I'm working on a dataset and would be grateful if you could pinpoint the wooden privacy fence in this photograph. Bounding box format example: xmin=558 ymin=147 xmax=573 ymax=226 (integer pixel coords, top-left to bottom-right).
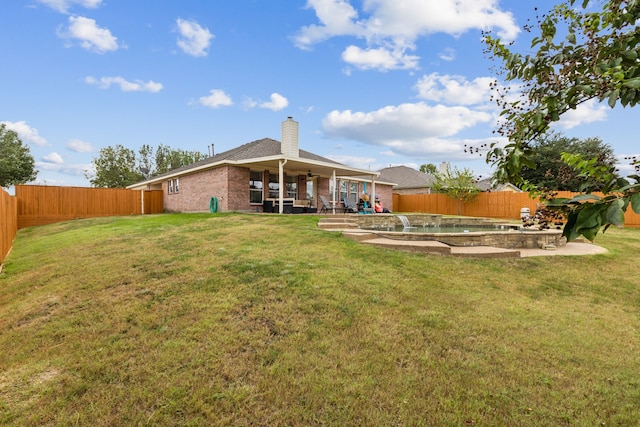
xmin=1 ymin=185 xmax=163 ymax=264
xmin=1 ymin=189 xmax=17 ymax=265
xmin=393 ymin=191 xmax=640 ymax=227
xmin=15 ymin=185 xmax=163 ymax=229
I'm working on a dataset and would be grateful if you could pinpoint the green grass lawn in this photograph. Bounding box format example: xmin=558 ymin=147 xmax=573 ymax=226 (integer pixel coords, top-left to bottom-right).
xmin=1 ymin=213 xmax=639 ymax=426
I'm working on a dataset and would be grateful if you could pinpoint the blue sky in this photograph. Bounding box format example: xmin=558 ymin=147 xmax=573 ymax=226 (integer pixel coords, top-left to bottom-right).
xmin=2 ymin=0 xmax=638 ymax=187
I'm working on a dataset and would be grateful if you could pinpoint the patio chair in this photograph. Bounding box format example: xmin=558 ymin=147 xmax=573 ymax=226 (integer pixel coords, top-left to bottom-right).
xmin=319 ymin=195 xmax=344 ymax=213
xmin=342 ymin=198 xmax=359 ymax=213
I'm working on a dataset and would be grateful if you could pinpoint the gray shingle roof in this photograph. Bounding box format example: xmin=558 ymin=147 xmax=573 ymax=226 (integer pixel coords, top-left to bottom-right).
xmin=150 ymin=138 xmax=342 ymax=181
xmin=475 ymin=178 xmax=493 ymax=192
xmin=376 ymin=166 xmax=436 ymax=189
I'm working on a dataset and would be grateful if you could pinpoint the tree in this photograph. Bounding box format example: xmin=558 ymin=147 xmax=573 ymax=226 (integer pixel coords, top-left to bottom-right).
xmin=87 ymin=145 xmax=143 ymax=188
xmin=483 ymin=0 xmax=640 ymax=241
xmin=138 ymin=144 xmax=155 ymax=180
xmin=0 ymin=123 xmax=38 ymax=188
xmin=511 ymin=131 xmax=618 ymax=192
xmin=433 ymin=166 xmax=480 ymax=216
xmin=419 ymin=163 xmax=438 ymax=175
xmin=86 ymin=143 xmax=207 ymax=188
xmin=155 ymin=144 xmax=207 ymax=175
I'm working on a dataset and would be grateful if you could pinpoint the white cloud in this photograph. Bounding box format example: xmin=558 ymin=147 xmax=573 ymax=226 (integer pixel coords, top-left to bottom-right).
xmin=294 ymin=0 xmax=519 ymax=71
xmin=294 ymin=0 xmax=365 ymax=49
xmin=37 ymin=0 xmax=102 ymax=13
xmin=176 ymin=18 xmax=213 ymax=57
xmin=242 ymin=97 xmax=259 ymax=109
xmin=42 ymin=152 xmax=64 ymax=164
xmin=197 ymin=89 xmax=233 ymax=108
xmin=36 ymin=161 xmax=89 ymax=176
xmin=1 ymin=121 xmax=47 ymax=146
xmin=553 ymin=99 xmax=608 ymax=130
xmin=362 ymin=0 xmax=520 ymax=40
xmin=415 ymin=73 xmax=495 ymax=105
xmin=322 ymin=102 xmax=492 ymax=159
xmin=242 ymin=93 xmax=289 ymax=111
xmin=67 ymin=139 xmax=94 ymax=153
xmin=259 ymin=93 xmax=289 ymax=111
xmin=342 ymin=45 xmax=419 ymax=71
xmin=85 ymin=76 xmax=163 ymax=93
xmin=58 ymin=16 xmax=119 ymax=53
xmin=438 ymin=47 xmax=456 ymax=62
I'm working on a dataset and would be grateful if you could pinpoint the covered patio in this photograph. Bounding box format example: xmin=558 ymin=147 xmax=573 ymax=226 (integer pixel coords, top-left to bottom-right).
xmin=238 ymin=155 xmax=383 ymax=214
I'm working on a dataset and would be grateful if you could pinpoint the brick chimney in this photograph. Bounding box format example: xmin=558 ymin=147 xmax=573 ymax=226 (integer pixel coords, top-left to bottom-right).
xmin=281 ymin=117 xmax=299 ymax=157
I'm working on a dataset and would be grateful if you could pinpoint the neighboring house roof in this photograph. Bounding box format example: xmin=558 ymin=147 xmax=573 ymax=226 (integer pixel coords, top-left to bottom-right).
xmin=475 ymin=178 xmax=493 ymax=192
xmin=475 ymin=178 xmax=522 ymax=192
xmin=128 ymin=137 xmax=379 ymax=190
xmin=495 ymin=183 xmax=523 ymax=192
xmin=376 ymin=165 xmax=436 ymax=190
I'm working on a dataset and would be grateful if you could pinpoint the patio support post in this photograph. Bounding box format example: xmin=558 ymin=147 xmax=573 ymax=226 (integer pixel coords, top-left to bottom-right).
xmin=371 ymin=177 xmax=376 ymax=204
xmin=331 ymin=169 xmax=336 ymax=214
xmin=278 ymin=159 xmax=287 ymax=214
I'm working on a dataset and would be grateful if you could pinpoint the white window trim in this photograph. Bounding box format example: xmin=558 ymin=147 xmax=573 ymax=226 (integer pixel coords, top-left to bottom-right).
xmin=250 ymin=170 xmax=264 ymax=204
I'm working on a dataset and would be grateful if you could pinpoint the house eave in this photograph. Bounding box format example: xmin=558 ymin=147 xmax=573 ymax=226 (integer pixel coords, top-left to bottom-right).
xmin=127 ymin=155 xmax=380 ymax=190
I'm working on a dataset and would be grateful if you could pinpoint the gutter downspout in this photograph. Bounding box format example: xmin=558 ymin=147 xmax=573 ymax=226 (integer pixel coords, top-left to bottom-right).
xmin=278 ymin=159 xmax=287 ymax=214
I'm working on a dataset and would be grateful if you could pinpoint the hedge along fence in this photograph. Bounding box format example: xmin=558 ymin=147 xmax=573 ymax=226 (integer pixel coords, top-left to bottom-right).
xmin=1 ymin=189 xmax=17 ymax=265
xmin=15 ymin=185 xmax=164 ymax=229
xmin=393 ymin=191 xmax=640 ymax=227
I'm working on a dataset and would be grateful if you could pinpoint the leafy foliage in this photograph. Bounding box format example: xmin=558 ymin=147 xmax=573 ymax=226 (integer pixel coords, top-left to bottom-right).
xmin=154 ymin=144 xmax=207 ymax=175
xmin=419 ymin=163 xmax=438 ymax=175
xmin=434 ymin=166 xmax=480 ymax=215
xmin=483 ymin=0 xmax=640 ymax=240
xmin=87 ymin=145 xmax=143 ymax=188
xmin=0 ymin=123 xmax=38 ymax=188
xmin=86 ymin=144 xmax=206 ymax=188
xmin=515 ymin=131 xmax=619 ymax=191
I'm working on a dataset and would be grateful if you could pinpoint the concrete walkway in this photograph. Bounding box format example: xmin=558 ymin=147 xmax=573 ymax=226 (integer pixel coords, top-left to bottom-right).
xmin=518 ymin=241 xmax=608 ymax=257
xmin=338 ymin=229 xmax=608 ymax=259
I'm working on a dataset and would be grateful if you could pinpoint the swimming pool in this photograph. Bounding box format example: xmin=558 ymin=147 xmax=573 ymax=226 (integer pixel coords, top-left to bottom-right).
xmin=356 ymin=214 xmax=565 ymax=249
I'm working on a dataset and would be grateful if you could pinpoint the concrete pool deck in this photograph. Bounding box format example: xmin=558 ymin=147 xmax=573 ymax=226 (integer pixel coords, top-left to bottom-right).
xmin=342 ymin=230 xmax=608 ymax=258
xmin=317 ymin=217 xmax=608 ymax=259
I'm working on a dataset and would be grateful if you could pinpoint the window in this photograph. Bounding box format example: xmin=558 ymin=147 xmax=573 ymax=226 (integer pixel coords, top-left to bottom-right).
xmin=306 ymin=180 xmax=314 ymax=201
xmin=250 ymin=171 xmax=263 ymax=203
xmin=339 ymin=181 xmax=347 ymax=203
xmin=168 ymin=178 xmax=179 ymax=194
xmin=286 ymin=175 xmax=297 ymax=199
xmin=268 ymin=173 xmax=279 ymax=199
xmin=349 ymin=182 xmax=358 ymax=203
xmin=338 ymin=181 xmax=359 ymax=203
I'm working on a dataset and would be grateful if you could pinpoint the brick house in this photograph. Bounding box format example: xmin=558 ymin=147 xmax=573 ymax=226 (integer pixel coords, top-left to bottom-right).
xmin=128 ymin=117 xmax=394 ymax=213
